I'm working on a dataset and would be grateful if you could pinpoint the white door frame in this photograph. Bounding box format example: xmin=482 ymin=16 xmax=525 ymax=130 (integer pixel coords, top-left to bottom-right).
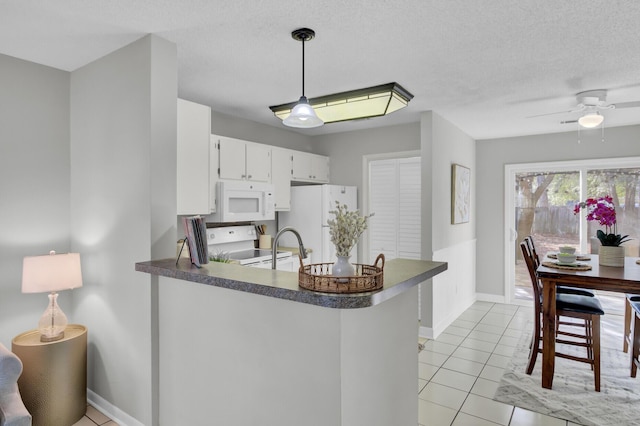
xmin=504 ymin=156 xmax=640 ymax=303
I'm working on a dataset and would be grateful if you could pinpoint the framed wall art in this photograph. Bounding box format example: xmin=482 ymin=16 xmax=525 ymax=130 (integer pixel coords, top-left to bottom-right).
xmin=451 ymin=163 xmax=470 ymax=224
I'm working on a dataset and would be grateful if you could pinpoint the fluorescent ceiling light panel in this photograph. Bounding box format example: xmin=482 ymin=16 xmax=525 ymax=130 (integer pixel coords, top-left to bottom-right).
xmin=270 ymin=82 xmax=413 ymax=124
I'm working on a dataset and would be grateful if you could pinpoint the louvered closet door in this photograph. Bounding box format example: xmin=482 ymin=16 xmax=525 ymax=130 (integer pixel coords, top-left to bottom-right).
xmin=369 ymin=159 xmax=398 ymax=261
xmin=368 ymin=157 xmax=421 ymax=262
xmin=397 ymin=158 xmax=421 ymax=259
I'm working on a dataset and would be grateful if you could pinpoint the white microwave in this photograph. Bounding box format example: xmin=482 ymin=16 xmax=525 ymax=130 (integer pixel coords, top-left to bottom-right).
xmin=211 ymin=181 xmax=275 ymax=223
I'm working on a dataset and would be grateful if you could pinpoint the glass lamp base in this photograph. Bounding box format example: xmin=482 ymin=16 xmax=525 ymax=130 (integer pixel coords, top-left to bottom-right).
xmin=38 ymin=292 xmax=68 ymax=342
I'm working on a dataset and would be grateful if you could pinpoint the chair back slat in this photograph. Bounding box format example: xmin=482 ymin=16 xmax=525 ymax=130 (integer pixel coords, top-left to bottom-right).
xmin=523 ymin=236 xmax=540 ymax=268
xmin=520 ymin=240 xmax=542 ymax=303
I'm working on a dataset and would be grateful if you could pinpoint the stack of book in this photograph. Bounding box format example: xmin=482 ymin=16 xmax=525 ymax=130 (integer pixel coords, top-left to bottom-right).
xmin=181 ymin=216 xmax=209 ymax=266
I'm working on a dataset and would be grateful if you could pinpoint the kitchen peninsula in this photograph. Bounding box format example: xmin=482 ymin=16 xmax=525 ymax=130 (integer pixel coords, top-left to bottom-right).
xmin=136 ymin=257 xmax=447 ymax=426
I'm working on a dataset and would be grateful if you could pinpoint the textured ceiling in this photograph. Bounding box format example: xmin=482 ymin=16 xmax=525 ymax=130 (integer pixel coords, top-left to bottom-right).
xmin=2 ymin=0 xmax=640 ymax=139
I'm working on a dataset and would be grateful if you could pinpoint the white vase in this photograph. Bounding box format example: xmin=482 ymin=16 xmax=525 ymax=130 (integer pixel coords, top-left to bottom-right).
xmin=332 ymin=255 xmax=355 ymax=277
xmin=599 ymin=245 xmax=625 ymax=267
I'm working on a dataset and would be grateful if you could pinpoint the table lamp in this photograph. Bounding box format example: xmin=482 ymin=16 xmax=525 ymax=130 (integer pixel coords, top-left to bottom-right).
xmin=22 ymin=251 xmax=83 ymax=342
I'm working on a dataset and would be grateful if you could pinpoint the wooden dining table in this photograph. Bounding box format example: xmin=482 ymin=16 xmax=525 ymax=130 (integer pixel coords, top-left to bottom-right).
xmin=537 ymin=254 xmax=640 ymax=389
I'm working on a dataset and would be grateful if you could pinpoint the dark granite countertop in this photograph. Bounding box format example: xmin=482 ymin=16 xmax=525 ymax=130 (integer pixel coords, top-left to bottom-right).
xmin=135 ymin=258 xmax=447 ymax=309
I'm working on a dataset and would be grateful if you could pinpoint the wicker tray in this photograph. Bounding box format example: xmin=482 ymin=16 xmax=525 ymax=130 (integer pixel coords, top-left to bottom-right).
xmin=298 ymin=254 xmax=385 ymax=294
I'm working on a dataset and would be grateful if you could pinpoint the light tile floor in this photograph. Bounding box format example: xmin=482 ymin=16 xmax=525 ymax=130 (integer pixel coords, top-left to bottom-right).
xmin=418 ymin=298 xmax=626 ymax=426
xmin=72 ymin=405 xmax=118 ymax=426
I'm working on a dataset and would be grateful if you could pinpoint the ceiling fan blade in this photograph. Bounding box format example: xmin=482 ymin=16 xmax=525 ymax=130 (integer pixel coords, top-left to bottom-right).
xmin=527 ymin=109 xmax=576 ymax=119
xmin=560 ymin=120 xmax=578 ymax=124
xmin=612 ymin=101 xmax=640 ymax=109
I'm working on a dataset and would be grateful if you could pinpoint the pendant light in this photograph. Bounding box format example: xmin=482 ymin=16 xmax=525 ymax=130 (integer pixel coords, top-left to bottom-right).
xmin=271 ymin=82 xmax=414 ymax=124
xmin=282 ymin=28 xmax=323 ymax=129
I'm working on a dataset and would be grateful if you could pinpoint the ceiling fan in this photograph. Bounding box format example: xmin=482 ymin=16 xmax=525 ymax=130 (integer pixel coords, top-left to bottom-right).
xmin=530 ymin=89 xmax=640 ymax=128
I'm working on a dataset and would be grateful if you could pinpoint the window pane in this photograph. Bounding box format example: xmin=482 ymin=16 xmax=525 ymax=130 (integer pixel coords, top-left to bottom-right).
xmin=586 ymin=168 xmax=640 ymax=256
xmin=514 ymin=171 xmax=580 ymax=299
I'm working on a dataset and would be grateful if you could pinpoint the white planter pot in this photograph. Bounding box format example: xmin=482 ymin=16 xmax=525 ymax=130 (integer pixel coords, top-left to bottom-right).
xmin=599 ymin=246 xmax=625 ymax=267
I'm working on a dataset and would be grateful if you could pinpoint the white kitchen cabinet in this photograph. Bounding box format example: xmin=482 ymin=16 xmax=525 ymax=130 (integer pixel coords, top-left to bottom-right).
xmin=218 ymin=136 xmax=271 ymax=182
xmin=177 ymin=99 xmax=212 ymax=215
xmin=271 ymin=147 xmax=292 ymax=211
xmin=291 ymin=151 xmax=330 ymax=183
xmin=209 ymin=135 xmax=219 ymax=210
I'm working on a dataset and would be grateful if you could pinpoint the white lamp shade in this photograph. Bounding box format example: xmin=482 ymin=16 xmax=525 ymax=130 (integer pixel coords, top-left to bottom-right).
xmin=283 ymin=96 xmax=324 ymax=128
xmin=578 ymin=113 xmax=604 ymax=128
xmin=22 ymin=251 xmax=83 ymax=293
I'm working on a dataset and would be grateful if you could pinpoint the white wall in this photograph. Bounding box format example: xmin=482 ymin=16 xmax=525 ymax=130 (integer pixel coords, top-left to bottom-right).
xmin=0 ymin=54 xmax=71 ymax=346
xmin=419 ymin=111 xmax=476 ymax=336
xmin=70 ymin=35 xmax=177 ymax=426
xmin=476 ymin=125 xmax=640 ymax=299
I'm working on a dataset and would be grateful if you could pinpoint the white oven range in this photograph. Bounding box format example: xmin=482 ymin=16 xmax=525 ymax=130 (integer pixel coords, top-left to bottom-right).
xmin=206 ymin=225 xmax=298 ymax=271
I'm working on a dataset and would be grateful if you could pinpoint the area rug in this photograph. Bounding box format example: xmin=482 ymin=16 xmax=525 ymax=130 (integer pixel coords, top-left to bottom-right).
xmin=494 ymin=326 xmax=640 ymax=426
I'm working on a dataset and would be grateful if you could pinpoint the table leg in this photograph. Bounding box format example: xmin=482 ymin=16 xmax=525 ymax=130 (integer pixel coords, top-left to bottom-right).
xmin=541 ymin=278 xmax=556 ymax=389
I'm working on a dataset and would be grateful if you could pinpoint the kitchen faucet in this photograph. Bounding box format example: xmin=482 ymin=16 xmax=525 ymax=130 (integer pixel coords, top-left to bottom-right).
xmin=272 ymin=226 xmax=307 ymax=269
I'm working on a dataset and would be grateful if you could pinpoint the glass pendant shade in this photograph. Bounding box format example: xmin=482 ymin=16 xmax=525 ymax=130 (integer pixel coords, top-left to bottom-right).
xmin=283 ymin=96 xmax=324 ymax=128
xmin=22 ymin=251 xmax=82 ymax=342
xmin=578 ymin=112 xmax=604 ymax=128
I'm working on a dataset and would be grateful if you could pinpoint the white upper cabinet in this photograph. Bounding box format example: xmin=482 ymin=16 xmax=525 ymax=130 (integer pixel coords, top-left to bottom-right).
xmin=209 ymin=135 xmax=219 ymax=211
xmin=245 ymin=143 xmax=271 ymax=182
xmin=177 ymin=99 xmax=212 ymax=215
xmin=271 ymin=147 xmax=293 ymax=211
xmin=291 ymin=151 xmax=330 ymax=183
xmin=218 ymin=136 xmax=271 ymax=182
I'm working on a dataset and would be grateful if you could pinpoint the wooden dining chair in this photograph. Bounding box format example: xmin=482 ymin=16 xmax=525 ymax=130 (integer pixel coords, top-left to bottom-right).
xmin=523 ymin=236 xmax=595 ymax=297
xmin=520 ymin=241 xmax=604 ymax=391
xmin=624 ymin=294 xmax=640 ymax=353
xmin=630 ymin=301 xmax=640 ymax=377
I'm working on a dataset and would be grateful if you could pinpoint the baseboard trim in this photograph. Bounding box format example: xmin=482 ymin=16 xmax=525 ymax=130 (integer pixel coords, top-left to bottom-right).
xmin=87 ymin=389 xmax=143 ymax=426
xmin=419 ymin=325 xmax=433 ymax=339
xmin=475 ymin=292 xmax=507 ymax=304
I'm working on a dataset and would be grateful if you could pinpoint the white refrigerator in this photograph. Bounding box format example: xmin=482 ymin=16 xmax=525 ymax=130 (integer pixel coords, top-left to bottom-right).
xmin=278 ymin=184 xmax=358 ymax=264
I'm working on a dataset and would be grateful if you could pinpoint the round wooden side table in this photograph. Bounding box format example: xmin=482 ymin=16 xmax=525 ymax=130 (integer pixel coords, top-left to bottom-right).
xmin=12 ymin=324 xmax=87 ymax=426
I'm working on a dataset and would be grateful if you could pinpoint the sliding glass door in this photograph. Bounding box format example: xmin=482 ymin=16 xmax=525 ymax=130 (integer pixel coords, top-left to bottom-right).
xmin=513 ymin=170 xmax=580 ymax=300
xmin=505 ymin=157 xmax=640 ymax=304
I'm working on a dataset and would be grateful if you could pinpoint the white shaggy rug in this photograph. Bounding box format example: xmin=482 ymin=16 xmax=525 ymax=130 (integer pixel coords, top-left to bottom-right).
xmin=494 ymin=327 xmax=640 ymax=426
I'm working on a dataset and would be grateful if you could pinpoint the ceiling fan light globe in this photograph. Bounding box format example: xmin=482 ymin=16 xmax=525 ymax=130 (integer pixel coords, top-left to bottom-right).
xmin=283 ymin=96 xmax=324 ymax=128
xmin=578 ymin=113 xmax=604 ymax=128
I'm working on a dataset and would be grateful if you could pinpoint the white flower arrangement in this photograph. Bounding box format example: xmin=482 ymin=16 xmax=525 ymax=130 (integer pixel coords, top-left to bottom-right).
xmin=327 ymin=201 xmax=373 ymax=257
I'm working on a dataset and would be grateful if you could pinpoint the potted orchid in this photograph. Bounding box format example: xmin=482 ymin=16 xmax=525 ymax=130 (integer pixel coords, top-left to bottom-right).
xmin=327 ymin=201 xmax=373 ymax=277
xmin=574 ymin=195 xmax=630 ymax=267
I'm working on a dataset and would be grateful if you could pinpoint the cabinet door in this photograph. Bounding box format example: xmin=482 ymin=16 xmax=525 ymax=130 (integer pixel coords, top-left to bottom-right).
xmin=177 ymin=99 xmax=211 ymax=215
xmin=209 ymin=135 xmax=219 ymax=212
xmin=245 ymin=143 xmax=271 ymax=182
xmin=271 ymin=148 xmax=292 ymax=210
xmin=310 ymin=154 xmax=330 ymax=182
xmin=218 ymin=137 xmax=247 ymax=180
xmin=291 ymin=151 xmax=313 ymax=181
xmin=292 ymin=151 xmax=330 ymax=182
